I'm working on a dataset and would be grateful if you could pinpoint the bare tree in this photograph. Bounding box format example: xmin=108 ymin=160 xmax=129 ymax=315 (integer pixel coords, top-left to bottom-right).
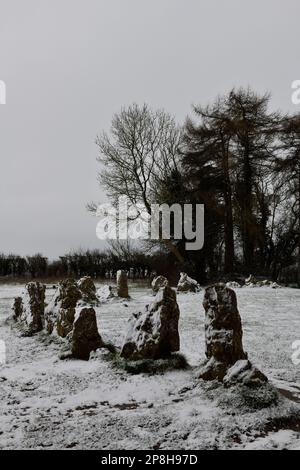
xmin=93 ymin=103 xmax=186 ymax=265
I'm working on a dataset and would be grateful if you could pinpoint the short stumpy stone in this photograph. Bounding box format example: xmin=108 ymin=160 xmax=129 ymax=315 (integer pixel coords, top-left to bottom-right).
xmin=71 ymin=307 xmax=104 ymax=360
xmin=151 ymin=275 xmax=169 ymax=293
xmin=12 ymin=282 xmax=46 ymax=335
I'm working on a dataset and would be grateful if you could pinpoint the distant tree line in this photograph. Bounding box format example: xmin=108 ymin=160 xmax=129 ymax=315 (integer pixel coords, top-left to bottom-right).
xmin=0 ymin=246 xmax=176 ymax=282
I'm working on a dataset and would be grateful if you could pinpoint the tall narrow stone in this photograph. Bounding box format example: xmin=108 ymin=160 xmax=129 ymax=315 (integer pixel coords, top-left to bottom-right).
xmin=199 ymin=283 xmax=267 ymax=386
xmin=12 ymin=282 xmax=46 ymax=335
xmin=117 ymin=270 xmax=129 ymax=298
xmin=199 ymin=283 xmax=247 ymax=381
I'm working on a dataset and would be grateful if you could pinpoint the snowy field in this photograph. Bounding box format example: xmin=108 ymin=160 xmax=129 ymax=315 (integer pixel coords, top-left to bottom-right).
xmin=0 ymin=284 xmax=300 ymax=450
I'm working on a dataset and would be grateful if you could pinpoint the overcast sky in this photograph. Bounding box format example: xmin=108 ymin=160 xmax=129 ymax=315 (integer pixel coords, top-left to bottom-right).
xmin=0 ymin=0 xmax=300 ymax=258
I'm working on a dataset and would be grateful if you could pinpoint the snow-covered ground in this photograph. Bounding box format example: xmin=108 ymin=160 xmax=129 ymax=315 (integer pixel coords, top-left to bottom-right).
xmin=0 ymin=284 xmax=299 ymax=450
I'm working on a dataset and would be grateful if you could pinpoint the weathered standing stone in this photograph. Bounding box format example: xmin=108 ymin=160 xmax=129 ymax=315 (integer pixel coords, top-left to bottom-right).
xmin=199 ymin=283 xmax=247 ymax=381
xmin=177 ymin=272 xmax=201 ymax=293
xmin=45 ymin=279 xmax=82 ymax=337
xmin=77 ymin=276 xmax=98 ymax=304
xmin=117 ymin=270 xmax=129 ymax=298
xmin=71 ymin=307 xmax=104 ymax=360
xmin=151 ymin=275 xmax=168 ymax=293
xmin=121 ymin=285 xmax=180 ymax=360
xmin=12 ymin=282 xmax=46 ymax=334
xmin=226 ymin=281 xmax=241 ymax=289
xmin=199 ymin=283 xmax=267 ymax=386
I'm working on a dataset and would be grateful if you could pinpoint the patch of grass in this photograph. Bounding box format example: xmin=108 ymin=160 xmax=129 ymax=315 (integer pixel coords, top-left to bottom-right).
xmin=215 ymin=382 xmax=280 ymax=411
xmin=263 ymin=412 xmax=300 ymax=434
xmin=38 ymin=331 xmax=65 ymax=346
xmin=112 ymin=353 xmax=190 ymax=375
xmin=238 ymin=384 xmax=280 ymax=410
xmin=9 ymin=320 xmax=32 ymax=337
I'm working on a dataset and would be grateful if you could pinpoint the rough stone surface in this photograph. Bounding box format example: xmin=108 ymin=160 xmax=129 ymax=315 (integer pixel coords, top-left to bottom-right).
xmin=177 ymin=272 xmax=201 ymax=293
xmin=151 ymin=275 xmax=169 ymax=293
xmin=117 ymin=270 xmax=129 ymax=298
xmin=198 ymin=285 xmax=241 ymax=379
xmin=199 ymin=284 xmax=267 ymax=386
xmin=223 ymin=360 xmax=268 ymax=387
xmin=12 ymin=282 xmax=46 ymax=334
xmin=121 ymin=286 xmax=180 ymax=360
xmin=77 ymin=276 xmax=98 ymax=304
xmin=71 ymin=307 xmax=104 ymax=360
xmin=203 ymin=284 xmax=247 ymax=363
xmin=245 ymin=274 xmax=258 ymax=285
xmin=45 ymin=279 xmax=82 ymax=337
xmin=271 ymin=282 xmax=281 ymax=289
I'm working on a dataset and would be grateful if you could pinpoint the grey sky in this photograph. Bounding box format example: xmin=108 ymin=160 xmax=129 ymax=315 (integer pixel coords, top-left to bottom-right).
xmin=0 ymin=0 xmax=299 ymax=258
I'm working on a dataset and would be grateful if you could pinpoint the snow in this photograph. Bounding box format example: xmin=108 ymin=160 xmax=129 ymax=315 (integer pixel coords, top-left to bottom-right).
xmin=0 ymin=284 xmax=299 ymax=449
xmin=96 ymin=285 xmax=114 ymax=302
xmin=243 ymin=430 xmax=298 ymax=450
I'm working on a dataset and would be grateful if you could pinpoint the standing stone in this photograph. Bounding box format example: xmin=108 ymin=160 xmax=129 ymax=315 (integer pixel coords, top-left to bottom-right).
xmin=199 ymin=283 xmax=247 ymax=381
xmin=117 ymin=270 xmax=129 ymax=298
xmin=71 ymin=307 xmax=104 ymax=360
xmin=121 ymin=285 xmax=180 ymax=360
xmin=151 ymin=275 xmax=169 ymax=293
xmin=199 ymin=283 xmax=267 ymax=386
xmin=177 ymin=272 xmax=201 ymax=293
xmin=12 ymin=282 xmax=46 ymax=334
xmin=45 ymin=279 xmax=82 ymax=337
xmin=77 ymin=276 xmax=98 ymax=304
